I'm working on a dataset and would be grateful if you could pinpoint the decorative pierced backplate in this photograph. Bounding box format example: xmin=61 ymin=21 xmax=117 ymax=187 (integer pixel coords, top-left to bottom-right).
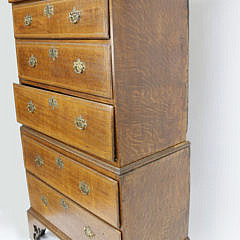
xmin=48 ymin=96 xmax=58 ymax=110
xmin=27 ymin=101 xmax=36 ymax=113
xmin=49 ymin=47 xmax=58 ymax=61
xmin=56 ymin=156 xmax=64 ymax=169
xmin=44 ymin=3 xmax=54 ymax=18
xmin=79 ymin=181 xmax=90 ymax=195
xmin=35 ymin=155 xmax=44 ymax=166
xmin=33 ymin=225 xmax=46 ymax=240
xmin=84 ymin=226 xmax=95 ymax=239
xmin=28 ymin=55 xmax=37 ymax=68
xmin=24 ymin=14 xmax=32 ymax=26
xmin=73 ymin=58 xmax=86 ymax=74
xmin=69 ymin=7 xmax=81 ymax=24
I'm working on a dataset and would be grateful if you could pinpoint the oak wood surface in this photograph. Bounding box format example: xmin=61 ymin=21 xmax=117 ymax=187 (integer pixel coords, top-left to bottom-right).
xmin=27 ymin=172 xmax=122 ymax=240
xmin=12 ymin=0 xmax=109 ymax=39
xmin=120 ymin=146 xmax=190 ymax=240
xmin=16 ymin=41 xmax=112 ymax=99
xmin=111 ymin=0 xmax=189 ymax=166
xmin=14 ymin=84 xmax=115 ymax=161
xmin=22 ymin=134 xmax=119 ymax=227
xmin=28 ymin=208 xmax=71 ymax=240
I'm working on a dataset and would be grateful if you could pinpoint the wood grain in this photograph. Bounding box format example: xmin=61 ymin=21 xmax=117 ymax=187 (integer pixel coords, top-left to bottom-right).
xmin=14 ymin=84 xmax=115 ymax=161
xmin=27 ymin=172 xmax=122 ymax=240
xmin=22 ymin=134 xmax=119 ymax=227
xmin=120 ymin=146 xmax=190 ymax=240
xmin=111 ymin=0 xmax=189 ymax=166
xmin=12 ymin=0 xmax=109 ymax=39
xmin=16 ymin=41 xmax=112 ymax=99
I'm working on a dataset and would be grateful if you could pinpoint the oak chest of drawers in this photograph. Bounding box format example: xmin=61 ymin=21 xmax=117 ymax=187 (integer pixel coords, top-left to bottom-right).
xmin=9 ymin=0 xmax=190 ymax=239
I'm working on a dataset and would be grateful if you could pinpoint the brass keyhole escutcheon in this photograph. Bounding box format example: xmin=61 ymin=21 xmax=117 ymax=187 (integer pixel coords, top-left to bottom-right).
xmin=48 ymin=96 xmax=58 ymax=110
xmin=79 ymin=181 xmax=90 ymax=195
xmin=73 ymin=58 xmax=86 ymax=74
xmin=49 ymin=47 xmax=58 ymax=61
xmin=44 ymin=3 xmax=54 ymax=18
xmin=60 ymin=199 xmax=69 ymax=209
xmin=75 ymin=115 xmax=87 ymax=130
xmin=56 ymin=156 xmax=64 ymax=169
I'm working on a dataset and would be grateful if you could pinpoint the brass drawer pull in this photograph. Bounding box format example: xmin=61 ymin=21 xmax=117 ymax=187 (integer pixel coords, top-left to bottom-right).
xmin=84 ymin=226 xmax=95 ymax=239
xmin=44 ymin=3 xmax=54 ymax=18
xmin=79 ymin=181 xmax=90 ymax=195
xmin=24 ymin=14 xmax=32 ymax=26
xmin=60 ymin=199 xmax=69 ymax=209
xmin=49 ymin=47 xmax=58 ymax=61
xmin=56 ymin=156 xmax=64 ymax=169
xmin=29 ymin=55 xmax=37 ymax=68
xmin=75 ymin=115 xmax=87 ymax=130
xmin=27 ymin=101 xmax=36 ymax=113
xmin=69 ymin=7 xmax=81 ymax=24
xmin=35 ymin=155 xmax=44 ymax=166
xmin=73 ymin=58 xmax=86 ymax=74
xmin=40 ymin=195 xmax=48 ymax=207
xmin=48 ymin=96 xmax=58 ymax=110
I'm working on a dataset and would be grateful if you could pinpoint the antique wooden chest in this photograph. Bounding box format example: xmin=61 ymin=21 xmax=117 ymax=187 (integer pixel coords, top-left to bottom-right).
xmin=9 ymin=0 xmax=190 ymax=239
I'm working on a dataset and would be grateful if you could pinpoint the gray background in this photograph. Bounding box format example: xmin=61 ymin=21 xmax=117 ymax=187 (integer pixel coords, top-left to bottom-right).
xmin=1 ymin=0 xmax=240 ymax=239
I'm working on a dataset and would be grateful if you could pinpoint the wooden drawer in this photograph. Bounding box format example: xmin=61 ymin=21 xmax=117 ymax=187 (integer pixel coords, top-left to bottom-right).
xmin=22 ymin=134 xmax=119 ymax=227
xmin=27 ymin=172 xmax=122 ymax=240
xmin=16 ymin=41 xmax=112 ymax=99
xmin=14 ymin=84 xmax=114 ymax=161
xmin=12 ymin=0 xmax=109 ymax=39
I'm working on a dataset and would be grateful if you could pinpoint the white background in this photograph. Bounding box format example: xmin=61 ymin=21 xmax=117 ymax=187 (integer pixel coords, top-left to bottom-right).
xmin=1 ymin=0 xmax=240 ymax=239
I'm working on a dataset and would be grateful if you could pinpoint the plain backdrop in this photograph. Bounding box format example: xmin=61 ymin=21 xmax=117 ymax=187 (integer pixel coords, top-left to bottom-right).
xmin=1 ymin=0 xmax=240 ymax=239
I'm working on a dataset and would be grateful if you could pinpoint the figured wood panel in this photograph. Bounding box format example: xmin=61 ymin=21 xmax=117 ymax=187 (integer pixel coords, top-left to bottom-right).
xmin=16 ymin=41 xmax=112 ymax=99
xmin=12 ymin=0 xmax=109 ymax=39
xmin=22 ymin=134 xmax=119 ymax=227
xmin=14 ymin=84 xmax=114 ymax=161
xmin=27 ymin=173 xmax=122 ymax=240
xmin=111 ymin=0 xmax=189 ymax=166
xmin=120 ymin=146 xmax=190 ymax=240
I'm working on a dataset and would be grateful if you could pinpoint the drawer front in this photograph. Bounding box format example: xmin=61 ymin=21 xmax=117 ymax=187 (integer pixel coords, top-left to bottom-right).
xmin=12 ymin=0 xmax=109 ymax=39
xmin=16 ymin=41 xmax=112 ymax=99
xmin=27 ymin=173 xmax=122 ymax=240
xmin=22 ymin=134 xmax=119 ymax=227
xmin=14 ymin=84 xmax=114 ymax=161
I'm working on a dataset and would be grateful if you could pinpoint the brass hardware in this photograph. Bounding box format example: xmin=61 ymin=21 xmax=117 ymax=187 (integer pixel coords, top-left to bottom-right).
xmin=185 ymin=238 xmax=190 ymax=240
xmin=40 ymin=195 xmax=48 ymax=207
xmin=84 ymin=226 xmax=95 ymax=239
xmin=29 ymin=55 xmax=37 ymax=68
xmin=75 ymin=115 xmax=87 ymax=130
xmin=48 ymin=96 xmax=58 ymax=110
xmin=69 ymin=7 xmax=81 ymax=24
xmin=35 ymin=155 xmax=44 ymax=166
xmin=33 ymin=225 xmax=46 ymax=240
xmin=24 ymin=14 xmax=32 ymax=26
xmin=27 ymin=101 xmax=36 ymax=113
xmin=73 ymin=58 xmax=86 ymax=74
xmin=49 ymin=47 xmax=58 ymax=61
xmin=79 ymin=181 xmax=90 ymax=195
xmin=60 ymin=199 xmax=69 ymax=209
xmin=56 ymin=156 xmax=64 ymax=169
xmin=44 ymin=3 xmax=54 ymax=18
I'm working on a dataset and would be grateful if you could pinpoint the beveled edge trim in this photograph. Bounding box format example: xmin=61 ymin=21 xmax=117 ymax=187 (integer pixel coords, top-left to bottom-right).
xmin=21 ymin=125 xmax=190 ymax=177
xmin=28 ymin=207 xmax=71 ymax=240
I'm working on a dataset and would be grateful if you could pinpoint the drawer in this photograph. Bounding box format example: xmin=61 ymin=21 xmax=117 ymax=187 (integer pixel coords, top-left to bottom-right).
xmin=16 ymin=41 xmax=112 ymax=99
xmin=14 ymin=84 xmax=114 ymax=161
xmin=12 ymin=0 xmax=109 ymax=39
xmin=27 ymin=172 xmax=122 ymax=240
xmin=22 ymin=134 xmax=119 ymax=227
